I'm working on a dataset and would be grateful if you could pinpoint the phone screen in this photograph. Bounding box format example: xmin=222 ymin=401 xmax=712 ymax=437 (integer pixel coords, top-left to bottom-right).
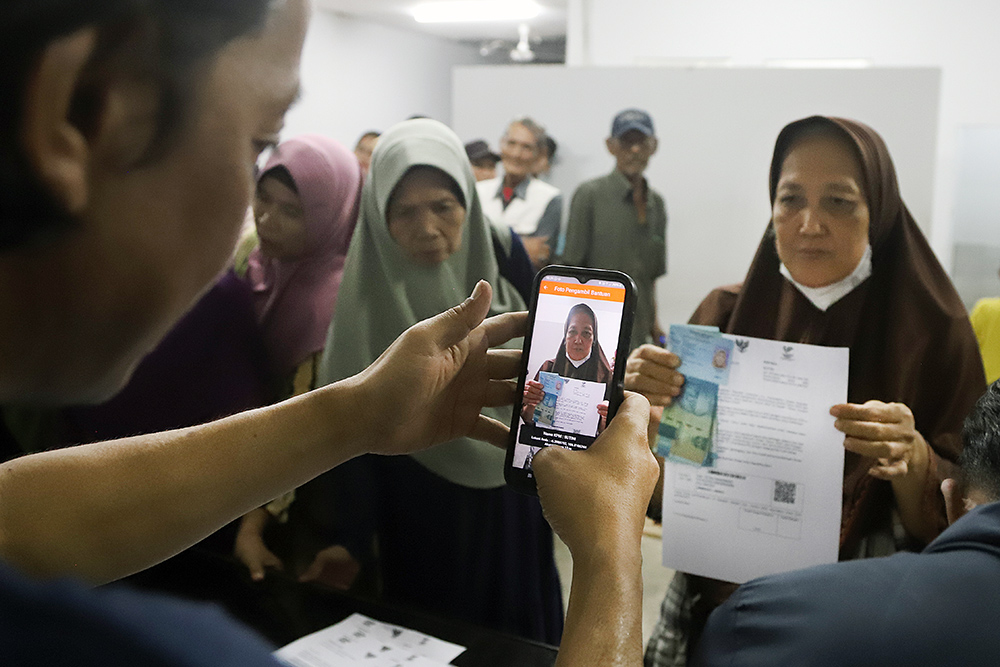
xmin=507 ymin=268 xmax=634 ymax=488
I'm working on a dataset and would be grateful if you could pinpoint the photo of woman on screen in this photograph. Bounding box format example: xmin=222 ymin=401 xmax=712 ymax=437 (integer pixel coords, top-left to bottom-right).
xmin=539 ymin=303 xmax=612 ymax=382
xmin=521 ymin=303 xmax=613 ymax=426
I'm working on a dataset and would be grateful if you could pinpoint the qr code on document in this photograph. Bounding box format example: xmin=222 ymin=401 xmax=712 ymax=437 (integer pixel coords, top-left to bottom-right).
xmin=773 ymin=480 xmax=797 ymax=504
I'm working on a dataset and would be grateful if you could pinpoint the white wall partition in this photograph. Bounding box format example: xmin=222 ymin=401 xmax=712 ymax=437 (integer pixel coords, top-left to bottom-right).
xmin=453 ymin=66 xmax=940 ymax=327
xmin=951 ymin=125 xmax=1000 ymax=309
xmin=566 ymin=0 xmax=1000 ymax=268
xmin=281 ymin=9 xmax=480 ymax=149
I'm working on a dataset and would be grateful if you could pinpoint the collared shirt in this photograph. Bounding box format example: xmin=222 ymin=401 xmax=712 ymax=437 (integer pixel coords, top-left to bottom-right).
xmin=499 ymin=178 xmax=527 ymax=210
xmin=476 ymin=175 xmax=562 ymax=249
xmin=560 ymin=168 xmax=668 ymax=351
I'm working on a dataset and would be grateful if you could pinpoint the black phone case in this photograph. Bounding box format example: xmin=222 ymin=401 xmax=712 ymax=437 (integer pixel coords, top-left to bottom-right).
xmin=504 ymin=265 xmax=637 ymax=496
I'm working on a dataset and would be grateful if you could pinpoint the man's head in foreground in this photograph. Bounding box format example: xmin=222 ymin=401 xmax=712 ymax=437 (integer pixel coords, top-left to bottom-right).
xmin=0 ymin=0 xmax=308 ymax=404
xmin=944 ymin=380 xmax=1000 ymax=523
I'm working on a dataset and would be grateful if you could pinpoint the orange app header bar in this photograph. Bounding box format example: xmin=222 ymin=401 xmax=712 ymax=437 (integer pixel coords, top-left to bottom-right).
xmin=540 ymin=279 xmax=626 ymax=303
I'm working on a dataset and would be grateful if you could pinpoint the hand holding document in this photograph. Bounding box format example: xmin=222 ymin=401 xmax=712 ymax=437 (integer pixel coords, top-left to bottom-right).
xmin=657 ymin=325 xmax=733 ymax=467
xmin=659 ymin=327 xmax=848 ymax=583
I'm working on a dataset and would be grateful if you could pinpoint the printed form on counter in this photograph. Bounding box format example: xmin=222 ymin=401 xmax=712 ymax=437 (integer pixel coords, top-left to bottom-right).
xmin=660 ymin=333 xmax=848 ymax=584
xmin=275 ymin=613 xmax=465 ymax=667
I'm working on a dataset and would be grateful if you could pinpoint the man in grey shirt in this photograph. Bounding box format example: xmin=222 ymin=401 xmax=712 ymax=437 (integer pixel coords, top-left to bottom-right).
xmin=560 ymin=109 xmax=667 ymax=351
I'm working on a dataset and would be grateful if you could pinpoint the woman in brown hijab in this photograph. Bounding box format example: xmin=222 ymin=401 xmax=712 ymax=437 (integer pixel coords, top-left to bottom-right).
xmin=632 ymin=116 xmax=986 ymax=666
xmin=521 ymin=302 xmax=614 ymax=426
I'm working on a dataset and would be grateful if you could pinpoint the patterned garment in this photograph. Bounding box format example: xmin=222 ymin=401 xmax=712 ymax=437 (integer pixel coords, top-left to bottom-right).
xmin=644 ymin=573 xmax=694 ymax=667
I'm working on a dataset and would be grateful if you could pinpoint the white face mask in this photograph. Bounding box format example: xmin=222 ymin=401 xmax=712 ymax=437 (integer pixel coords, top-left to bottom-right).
xmin=780 ymin=244 xmax=873 ymax=312
xmin=567 ymin=348 xmax=592 ymax=367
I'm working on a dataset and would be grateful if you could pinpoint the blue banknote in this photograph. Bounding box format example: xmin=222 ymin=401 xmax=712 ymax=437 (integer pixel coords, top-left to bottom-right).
xmin=657 ymin=375 xmax=718 ymax=467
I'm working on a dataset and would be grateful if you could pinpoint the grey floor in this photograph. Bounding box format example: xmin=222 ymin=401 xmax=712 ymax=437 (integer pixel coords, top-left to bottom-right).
xmin=553 ymin=518 xmax=674 ymax=645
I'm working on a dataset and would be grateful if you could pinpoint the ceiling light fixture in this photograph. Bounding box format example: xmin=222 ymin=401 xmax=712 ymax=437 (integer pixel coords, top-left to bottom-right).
xmin=412 ymin=0 xmax=542 ymax=24
xmin=509 ymin=23 xmax=535 ymax=62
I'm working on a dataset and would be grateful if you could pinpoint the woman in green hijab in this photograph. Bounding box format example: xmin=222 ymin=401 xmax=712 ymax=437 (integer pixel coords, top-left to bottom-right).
xmin=311 ymin=119 xmax=563 ymax=643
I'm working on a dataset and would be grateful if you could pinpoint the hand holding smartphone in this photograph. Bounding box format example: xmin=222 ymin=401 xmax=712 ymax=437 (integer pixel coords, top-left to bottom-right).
xmin=504 ymin=265 xmax=637 ymax=495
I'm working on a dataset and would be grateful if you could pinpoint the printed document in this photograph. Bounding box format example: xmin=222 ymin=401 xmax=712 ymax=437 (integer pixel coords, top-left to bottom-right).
xmin=661 ymin=335 xmax=848 ymax=583
xmin=549 ymin=377 xmax=606 ymax=435
xmin=275 ymin=613 xmax=465 ymax=667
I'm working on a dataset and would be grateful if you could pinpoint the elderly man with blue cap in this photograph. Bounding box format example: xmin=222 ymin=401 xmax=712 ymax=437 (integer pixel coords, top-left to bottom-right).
xmin=559 ymin=108 xmax=668 ymax=351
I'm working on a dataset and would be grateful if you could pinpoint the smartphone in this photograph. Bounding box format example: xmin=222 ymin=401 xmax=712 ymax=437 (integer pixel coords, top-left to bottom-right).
xmin=504 ymin=265 xmax=637 ymax=495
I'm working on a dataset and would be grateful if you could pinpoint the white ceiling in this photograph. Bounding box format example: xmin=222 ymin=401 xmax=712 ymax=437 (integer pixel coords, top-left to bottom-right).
xmin=314 ymin=0 xmax=568 ymax=42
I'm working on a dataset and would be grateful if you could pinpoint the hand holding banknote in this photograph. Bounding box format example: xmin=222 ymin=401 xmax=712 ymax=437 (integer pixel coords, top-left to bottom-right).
xmin=523 ymin=379 xmax=544 ymax=409
xmin=624 ymin=344 xmax=685 ymax=407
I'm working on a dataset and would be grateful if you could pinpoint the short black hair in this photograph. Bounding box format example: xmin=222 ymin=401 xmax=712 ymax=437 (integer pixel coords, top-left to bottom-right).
xmin=960 ymin=380 xmax=1000 ymax=501
xmin=0 ymin=0 xmax=273 ymax=251
xmin=542 ymin=135 xmax=557 ymax=161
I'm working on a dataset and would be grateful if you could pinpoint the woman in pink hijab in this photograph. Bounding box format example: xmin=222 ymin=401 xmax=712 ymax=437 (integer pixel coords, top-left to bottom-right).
xmin=234 ymin=135 xmax=364 ymax=584
xmin=244 ymin=134 xmax=363 ymax=393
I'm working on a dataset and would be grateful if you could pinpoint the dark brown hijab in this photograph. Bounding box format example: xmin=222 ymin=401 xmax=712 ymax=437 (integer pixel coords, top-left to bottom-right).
xmin=692 ymin=116 xmax=986 ymax=554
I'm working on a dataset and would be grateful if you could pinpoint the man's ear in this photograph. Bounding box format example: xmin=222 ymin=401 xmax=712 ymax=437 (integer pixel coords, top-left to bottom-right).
xmin=942 ymin=478 xmax=977 ymax=526
xmin=22 ymin=25 xmax=163 ymax=215
xmin=21 ymin=29 xmax=98 ymax=214
xmin=648 ymin=136 xmax=659 ymax=156
xmin=605 ymin=137 xmax=616 ymax=156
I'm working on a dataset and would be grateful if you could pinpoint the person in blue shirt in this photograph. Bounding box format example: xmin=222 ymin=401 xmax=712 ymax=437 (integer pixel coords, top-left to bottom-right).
xmin=694 ymin=380 xmax=1000 ymax=666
